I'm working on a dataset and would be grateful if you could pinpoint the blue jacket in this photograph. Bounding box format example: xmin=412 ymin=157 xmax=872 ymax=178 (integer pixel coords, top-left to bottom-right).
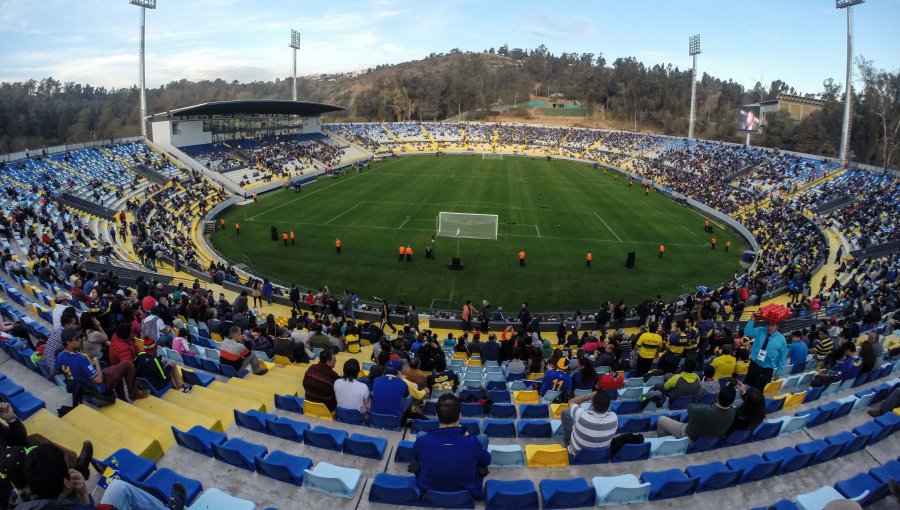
xmin=745 ymin=320 xmax=787 ymax=374
xmin=413 ymin=427 xmax=491 ymax=500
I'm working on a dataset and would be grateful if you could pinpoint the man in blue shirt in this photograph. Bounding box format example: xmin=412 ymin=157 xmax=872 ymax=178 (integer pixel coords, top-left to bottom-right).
xmin=540 ymin=358 xmax=573 ymax=398
xmin=54 ymin=328 xmax=147 ymax=400
xmin=371 ymin=359 xmax=410 ymax=417
xmin=480 ymin=334 xmax=500 ymax=362
xmin=787 ymin=331 xmax=809 ymax=367
xmin=413 ymin=394 xmax=491 ymax=500
xmin=813 ymin=342 xmax=864 ymax=387
xmin=743 ymin=315 xmax=788 ymax=391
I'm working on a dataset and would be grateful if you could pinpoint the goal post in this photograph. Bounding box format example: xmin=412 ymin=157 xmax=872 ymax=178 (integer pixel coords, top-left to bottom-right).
xmin=436 ymin=212 xmax=499 ymax=240
xmin=481 ymin=152 xmax=503 ymax=160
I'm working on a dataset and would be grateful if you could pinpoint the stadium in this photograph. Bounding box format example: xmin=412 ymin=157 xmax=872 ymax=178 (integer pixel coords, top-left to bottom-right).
xmin=0 ymin=1 xmax=898 ymax=510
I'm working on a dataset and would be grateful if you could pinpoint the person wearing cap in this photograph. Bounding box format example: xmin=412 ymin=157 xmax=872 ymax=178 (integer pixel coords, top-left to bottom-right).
xmin=539 ymin=358 xmax=572 ymax=399
xmin=742 ymin=313 xmax=788 ymax=391
xmin=372 ymin=359 xmax=415 ymax=418
xmin=55 ymin=328 xmax=148 ymax=401
xmin=51 ymin=292 xmax=72 ymax=329
xmin=134 ymin=338 xmax=189 ymax=392
xmin=302 ymin=350 xmax=339 ymax=411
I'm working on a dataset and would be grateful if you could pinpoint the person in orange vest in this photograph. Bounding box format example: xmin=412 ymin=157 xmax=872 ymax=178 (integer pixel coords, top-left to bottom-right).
xmin=659 ymin=244 xmax=665 ymax=258
xmin=586 ymin=250 xmax=592 ymax=268
xmin=235 ymin=222 xmax=240 ymax=236
xmin=645 ymin=186 xmax=650 ymax=196
xmin=405 ymin=245 xmax=413 ymax=262
xmin=725 ymin=240 xmax=731 ymax=252
xmin=704 ymin=219 xmax=709 ymax=230
xmin=335 ymin=238 xmax=341 ymax=254
xmin=252 ymin=193 xmax=258 ymax=202
xmin=219 ymin=218 xmax=225 ymax=231
xmin=519 ymin=250 xmax=526 ymax=267
xmin=711 ymin=237 xmax=717 ymax=250
xmin=290 ymin=231 xmax=295 ymax=245
xmin=282 ymin=232 xmax=288 ymax=246
xmin=399 ymin=245 xmax=405 ymax=262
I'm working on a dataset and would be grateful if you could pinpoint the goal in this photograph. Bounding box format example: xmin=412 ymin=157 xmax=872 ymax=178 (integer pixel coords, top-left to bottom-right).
xmin=481 ymin=153 xmax=503 ymax=160
xmin=436 ymin=212 xmax=499 ymax=240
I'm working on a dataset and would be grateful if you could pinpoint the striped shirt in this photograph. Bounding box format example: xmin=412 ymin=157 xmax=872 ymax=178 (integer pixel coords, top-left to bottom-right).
xmin=567 ymin=404 xmax=618 ymax=456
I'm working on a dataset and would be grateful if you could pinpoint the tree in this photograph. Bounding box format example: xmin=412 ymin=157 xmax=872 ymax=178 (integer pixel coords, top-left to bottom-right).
xmin=857 ymin=57 xmax=900 ymax=170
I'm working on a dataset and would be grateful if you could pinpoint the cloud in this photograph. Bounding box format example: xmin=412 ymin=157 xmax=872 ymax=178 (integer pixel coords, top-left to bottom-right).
xmin=520 ymin=13 xmax=598 ymax=40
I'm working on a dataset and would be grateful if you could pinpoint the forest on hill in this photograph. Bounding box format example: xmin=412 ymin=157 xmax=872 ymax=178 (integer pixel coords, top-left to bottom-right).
xmin=0 ymin=45 xmax=896 ymax=168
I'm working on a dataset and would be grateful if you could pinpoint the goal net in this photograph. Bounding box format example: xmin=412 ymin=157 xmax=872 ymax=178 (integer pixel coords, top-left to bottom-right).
xmin=437 ymin=212 xmax=499 ymax=240
xmin=482 ymin=153 xmax=503 ymax=160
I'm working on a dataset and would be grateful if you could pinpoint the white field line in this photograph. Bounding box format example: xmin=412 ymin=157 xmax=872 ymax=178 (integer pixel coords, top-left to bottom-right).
xmin=592 ymin=211 xmax=623 ymax=242
xmin=323 ymin=201 xmax=365 ymax=226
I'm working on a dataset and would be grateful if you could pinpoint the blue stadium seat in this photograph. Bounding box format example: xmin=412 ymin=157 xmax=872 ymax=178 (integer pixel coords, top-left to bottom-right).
xmin=138 ymin=468 xmax=202 ymax=506
xmin=461 ymin=402 xmax=484 ymax=417
xmin=617 ymin=416 xmax=650 ymax=433
xmin=853 ymin=421 xmax=891 ymax=445
xmin=763 ymin=447 xmax=815 ymax=474
xmin=685 ymin=435 xmax=720 ymax=454
xmin=369 ymin=411 xmax=402 ymax=431
xmin=519 ymin=404 xmax=549 ymax=419
xmin=182 ymin=487 xmax=255 ymax=510
xmin=611 ymin=442 xmax=650 ymax=463
xmin=181 ymin=369 xmax=214 ymax=387
xmin=334 ymin=407 xmax=367 ymax=425
xmin=569 ymin=446 xmax=610 ymax=465
xmin=667 ymin=395 xmax=694 ymax=410
xmin=824 ymin=431 xmax=868 ymax=456
xmin=870 ymin=460 xmax=900 ymax=487
xmin=765 ymin=397 xmax=785 ymax=414
xmin=750 ymin=500 xmax=800 ymax=510
xmin=795 ymin=486 xmax=860 ymax=510
xmin=612 ymin=400 xmax=642 ymax=415
xmin=410 ymin=418 xmax=440 ymax=434
xmin=343 ymin=433 xmax=388 ymax=460
xmin=797 ymin=407 xmax=833 ymax=428
xmin=751 ymin=420 xmax=782 ymax=441
xmin=592 ymin=475 xmax=650 ymax=506
xmin=255 ymin=450 xmax=312 ymax=486
xmin=211 ymin=438 xmax=267 ymax=471
xmin=171 ymin=426 xmax=226 ymax=457
xmin=483 ymin=420 xmax=517 ymax=438
xmin=422 ymin=489 xmax=475 ymax=508
xmin=685 ymin=462 xmax=742 ymax=492
xmin=303 ymin=426 xmax=348 ymax=451
xmin=266 ymin=416 xmax=309 ymax=442
xmin=795 ymin=439 xmax=843 ymax=465
xmin=394 ymin=440 xmax=415 ymax=463
xmin=726 ymin=454 xmax=781 ymax=483
xmin=640 ymin=469 xmax=699 ymax=500
xmin=8 ymin=392 xmax=44 ymax=420
xmin=460 ymin=419 xmax=481 ymax=436
xmin=487 ymin=444 xmax=525 ymax=468
xmin=303 ymin=462 xmax=362 ymax=499
xmin=96 ymin=449 xmax=156 ymax=484
xmin=369 ymin=473 xmax=421 ymax=505
xmin=646 ymin=436 xmax=689 ymax=458
xmin=489 ymin=403 xmax=517 ymax=419
xmin=539 ymin=478 xmax=595 ymax=509
xmin=488 ymin=389 xmax=511 ymax=403
xmin=722 ymin=428 xmax=753 ymax=447
xmin=485 ymin=479 xmax=539 ymax=510
xmin=274 ymin=394 xmax=304 ymax=414
xmin=517 ymin=420 xmax=552 ymax=438
xmin=834 ymin=473 xmax=884 ymax=505
xmin=233 ymin=409 xmax=271 ymax=433
xmin=803 ymin=385 xmax=825 ymax=403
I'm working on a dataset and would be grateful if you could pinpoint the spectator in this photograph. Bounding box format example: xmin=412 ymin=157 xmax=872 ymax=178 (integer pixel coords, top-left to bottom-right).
xmin=709 ymin=344 xmax=736 ymax=379
xmin=596 ymin=366 xmax=624 ymax=390
xmin=412 ymin=394 xmax=491 ymax=501
xmin=571 ymin=357 xmax=599 ymax=391
xmin=42 ymin=311 xmax=78 ymax=375
xmin=404 ymin=357 xmax=429 ymax=391
xmin=55 ymin=328 xmax=148 ymax=401
xmin=539 ymin=358 xmax=572 ymax=399
xmin=634 ymin=323 xmax=662 ymax=376
xmin=427 ymin=357 xmax=459 ymax=394
xmin=814 ymin=328 xmax=833 ymax=363
xmin=171 ymin=328 xmax=195 ymax=358
xmin=220 ymin=326 xmax=268 ymax=376
xmin=134 ymin=338 xmax=190 ymax=392
xmin=372 ymin=359 xmax=414 ymax=418
xmin=788 ymin=331 xmax=810 ymax=367
xmin=504 ymin=350 xmax=526 ymax=378
xmin=726 ymin=383 xmax=767 ymax=435
xmin=307 ymin=324 xmax=334 ymax=353
xmin=868 ymin=386 xmax=900 ymax=418
xmin=641 ymin=359 xmax=701 ymax=409
xmin=51 ymin=291 xmax=72 ymax=329
xmin=561 ymin=390 xmax=617 ymax=456
xmin=480 ymin=334 xmax=500 ymax=362
xmin=109 ymin=322 xmax=139 ymax=366
xmin=16 ymin=445 xmax=99 ymax=510
xmin=656 ymin=383 xmax=737 ymax=440
xmin=742 ymin=315 xmax=787 ymax=391
xmin=858 ymin=340 xmax=876 ymax=374
xmin=78 ymin=312 xmax=108 ymax=361
xmin=812 ymin=342 xmax=863 ymax=387
xmin=698 ymin=366 xmax=720 ymax=400
xmin=302 ymin=350 xmax=339 ymax=412
xmin=734 ymin=347 xmax=750 ymax=377
xmin=334 ymin=359 xmax=370 ymax=418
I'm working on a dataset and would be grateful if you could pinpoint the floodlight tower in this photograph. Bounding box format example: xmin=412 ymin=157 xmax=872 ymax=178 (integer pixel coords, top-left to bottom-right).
xmin=836 ymin=0 xmax=863 ymax=168
xmin=687 ymin=34 xmax=701 ymax=140
xmin=130 ymin=0 xmax=156 ymax=139
xmin=290 ymin=30 xmax=301 ymax=101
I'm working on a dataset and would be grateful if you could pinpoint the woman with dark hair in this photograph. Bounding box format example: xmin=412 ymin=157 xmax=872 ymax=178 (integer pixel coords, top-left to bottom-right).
xmin=334 ymin=358 xmax=370 ymax=417
xmin=726 ymin=383 xmax=766 ymax=434
xmin=858 ymin=340 xmax=876 ymax=374
xmin=79 ymin=312 xmax=108 ymax=361
xmin=261 ymin=314 xmax=278 ymax=337
xmin=571 ymin=357 xmax=599 ymax=391
xmin=546 ymin=348 xmax=564 ymax=372
xmin=109 ymin=322 xmax=139 ymax=366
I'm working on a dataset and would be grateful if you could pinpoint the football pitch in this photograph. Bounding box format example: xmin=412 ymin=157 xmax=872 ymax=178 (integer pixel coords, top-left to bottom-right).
xmin=210 ymin=155 xmax=744 ymax=313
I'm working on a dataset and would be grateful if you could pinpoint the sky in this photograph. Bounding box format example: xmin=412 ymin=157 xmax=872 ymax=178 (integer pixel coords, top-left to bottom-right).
xmin=1 ymin=0 xmax=898 ymax=96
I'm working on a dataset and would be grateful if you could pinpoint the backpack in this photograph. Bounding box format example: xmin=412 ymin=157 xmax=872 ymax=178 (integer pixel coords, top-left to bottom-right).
xmin=610 ymin=433 xmax=645 ymax=456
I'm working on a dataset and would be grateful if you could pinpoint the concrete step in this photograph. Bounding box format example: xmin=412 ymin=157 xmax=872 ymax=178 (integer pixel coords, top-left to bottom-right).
xmin=61 ymin=404 xmax=163 ymax=461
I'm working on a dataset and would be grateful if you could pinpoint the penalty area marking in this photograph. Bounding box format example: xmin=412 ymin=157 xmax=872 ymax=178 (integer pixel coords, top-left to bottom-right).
xmin=592 ymin=211 xmax=623 ymax=242
xmin=398 ymin=217 xmax=410 ymax=229
xmin=323 ymin=201 xmax=365 ymax=226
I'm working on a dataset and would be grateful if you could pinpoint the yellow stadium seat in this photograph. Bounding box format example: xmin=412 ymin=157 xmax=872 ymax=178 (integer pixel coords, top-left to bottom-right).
xmin=62 ymin=405 xmax=164 ymax=461
xmin=513 ymin=390 xmax=539 ymax=404
xmin=133 ymin=395 xmax=224 ymax=433
xmin=525 ymin=444 xmax=569 ymax=467
xmin=453 ymin=352 xmax=468 ymax=360
xmin=466 ymin=359 xmax=481 ymax=367
xmin=97 ymin=401 xmax=176 ymax=451
xmin=782 ymin=391 xmax=806 ymax=409
xmin=303 ymin=400 xmax=334 ymax=421
xmin=274 ymin=355 xmax=293 ymax=366
xmin=25 ymin=409 xmax=118 ymax=461
xmin=527 ymin=372 xmax=545 ymax=381
xmin=763 ymin=380 xmax=783 ymax=396
xmin=550 ymin=403 xmax=567 ymax=419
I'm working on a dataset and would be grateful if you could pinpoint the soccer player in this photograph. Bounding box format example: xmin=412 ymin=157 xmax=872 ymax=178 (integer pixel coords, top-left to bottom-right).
xmin=335 ymin=238 xmax=342 ymax=254
xmin=586 ymin=251 xmax=592 ymax=268
xmin=659 ymin=244 xmax=665 ymax=258
xmin=519 ymin=250 xmax=525 ymax=267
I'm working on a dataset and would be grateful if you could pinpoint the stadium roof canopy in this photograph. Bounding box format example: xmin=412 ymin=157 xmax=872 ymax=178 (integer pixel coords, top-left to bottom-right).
xmin=151 ymin=99 xmax=344 ymax=120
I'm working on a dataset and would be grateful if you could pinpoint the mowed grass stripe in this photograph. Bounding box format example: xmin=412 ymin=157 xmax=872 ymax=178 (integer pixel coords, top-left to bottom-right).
xmin=212 ymin=155 xmax=743 ymax=312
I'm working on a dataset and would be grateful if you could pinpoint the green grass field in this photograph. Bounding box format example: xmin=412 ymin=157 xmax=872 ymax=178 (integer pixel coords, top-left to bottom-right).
xmin=210 ymin=155 xmax=744 ymax=313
